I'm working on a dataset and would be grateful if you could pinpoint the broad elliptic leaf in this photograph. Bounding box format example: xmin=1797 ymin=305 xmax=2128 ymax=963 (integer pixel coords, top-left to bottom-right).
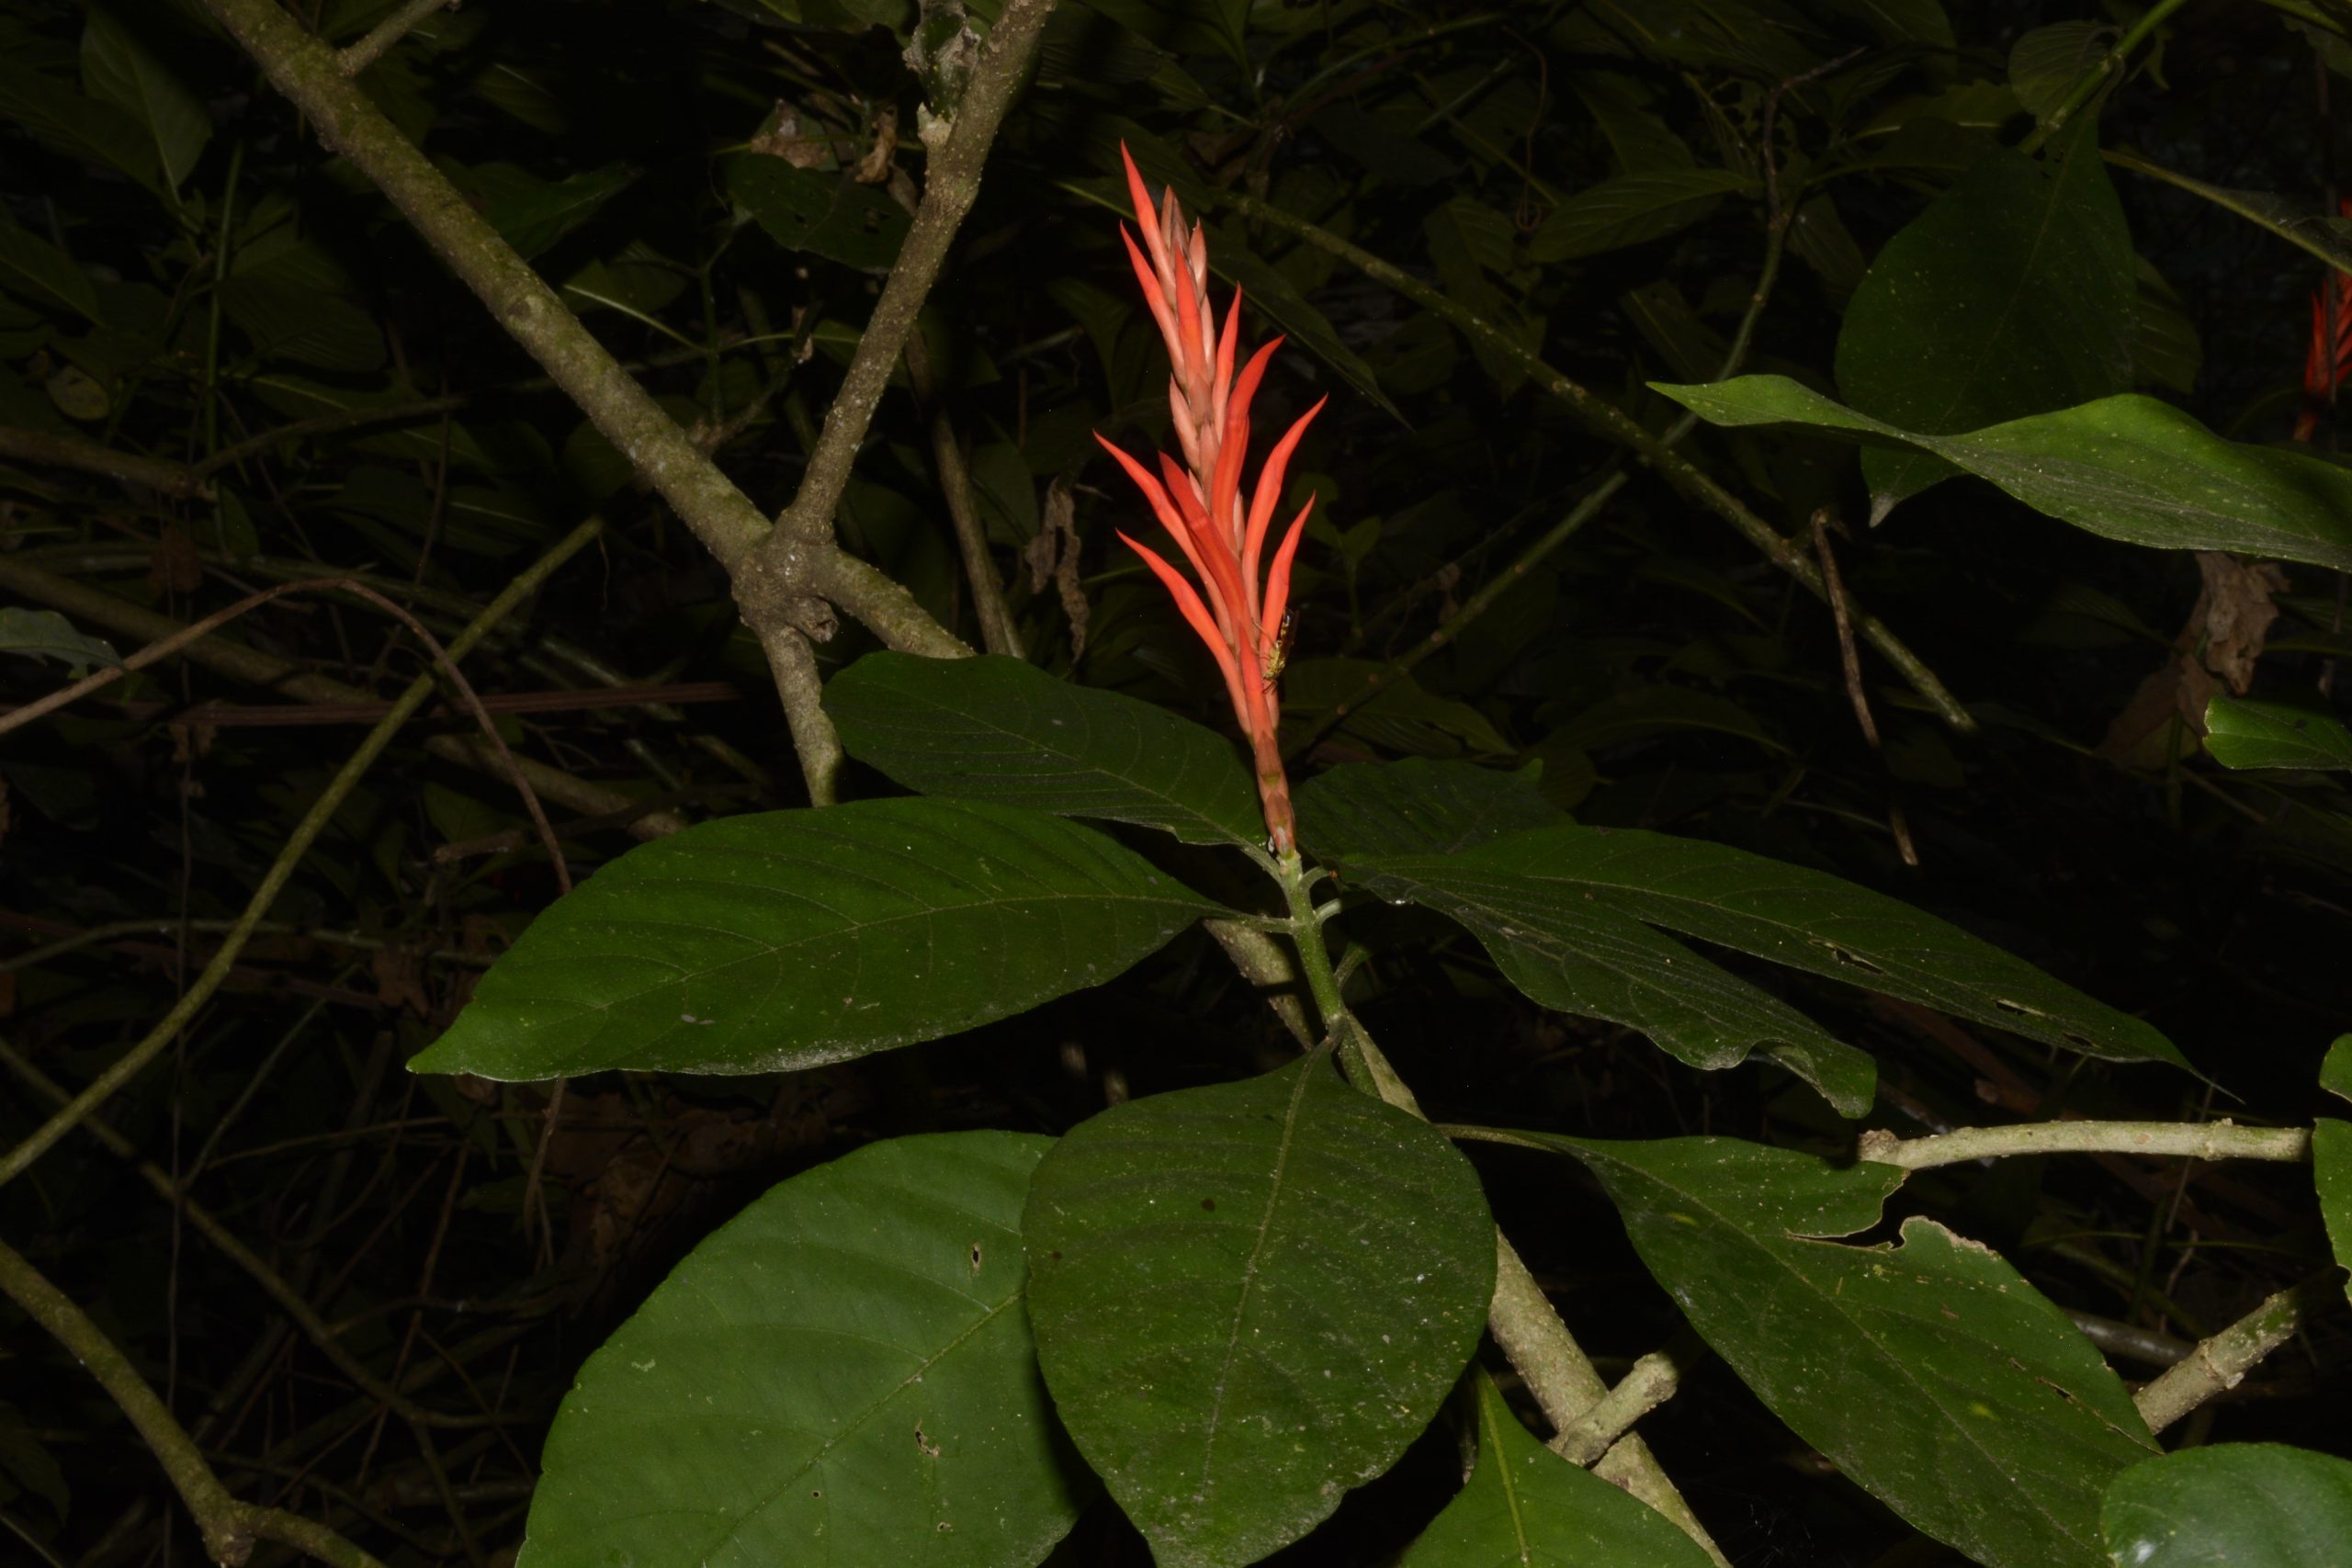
xmin=521 ymin=1133 xmax=1091 ymax=1568
xmin=1835 ymin=126 xmax=2135 ymax=521
xmin=1398 ymin=1371 xmax=1715 ymax=1568
xmin=2202 ymin=696 xmax=2352 ymax=771
xmin=82 ymin=5 xmax=210 ymax=192
xmin=1529 ymin=169 xmax=1751 ymax=264
xmin=0 ymin=214 xmax=102 ymax=326
xmin=0 ymin=606 xmax=119 ymax=671
xmin=2315 ymin=1040 xmax=2352 ymax=1304
xmin=1497 ymin=1133 xmax=2157 ymax=1568
xmin=826 ymin=651 xmax=1261 ymax=846
xmin=1654 ymin=375 xmax=2352 ymax=573
xmin=485 ymin=164 xmax=639 ymax=262
xmin=2101 ymin=1445 xmax=2352 ymax=1568
xmin=1024 ymin=1055 xmax=1495 ymax=1568
xmin=1295 ymin=759 xmax=1561 ymax=859
xmin=410 ymin=798 xmax=1217 ymax=1079
xmin=729 ymin=156 xmax=912 ymax=269
xmin=2323 ymin=1035 xmax=2352 ymax=1104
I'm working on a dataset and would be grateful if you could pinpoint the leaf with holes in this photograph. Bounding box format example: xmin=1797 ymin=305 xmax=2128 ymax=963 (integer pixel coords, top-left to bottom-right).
xmin=1485 ymin=1131 xmax=2157 ymax=1568
xmin=409 ymin=798 xmax=1218 ymax=1079
xmin=1295 ymin=759 xmax=1561 ymax=859
xmin=729 ymin=156 xmax=912 ymax=270
xmin=1023 ymin=1055 xmax=1495 ymax=1568
xmin=826 ymin=651 xmax=1261 ymax=846
xmin=2100 ymin=1444 xmax=2352 ymax=1568
xmin=520 ymin=1132 xmax=1091 ymax=1568
xmin=1398 ymin=1370 xmax=1716 ymax=1567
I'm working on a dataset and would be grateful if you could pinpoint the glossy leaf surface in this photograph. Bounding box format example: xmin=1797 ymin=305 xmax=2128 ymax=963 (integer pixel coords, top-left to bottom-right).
xmin=1397 ymin=1371 xmax=1715 ymax=1567
xmin=520 ymin=1133 xmax=1090 ymax=1568
xmin=1836 ymin=130 xmax=2134 ymax=519
xmin=1024 ymin=1056 xmax=1495 ymax=1568
xmin=1295 ymin=758 xmax=1561 ymax=859
xmin=412 ymin=799 xmax=1216 ymax=1078
xmin=1507 ymin=1133 xmax=2156 ymax=1568
xmin=827 ymin=651 xmax=1261 ymax=845
xmin=1655 ymin=375 xmax=2352 ymax=571
xmin=2202 ymin=696 xmax=2352 ymax=772
xmin=2101 ymin=1445 xmax=2352 ymax=1568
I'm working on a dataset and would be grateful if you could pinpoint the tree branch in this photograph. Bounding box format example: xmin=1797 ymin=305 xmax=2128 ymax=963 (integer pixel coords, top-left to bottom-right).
xmin=0 ymin=424 xmax=209 ymax=498
xmin=1858 ymin=1120 xmax=2312 ymax=1172
xmin=1549 ymin=1327 xmax=1709 ymax=1467
xmin=335 ymin=0 xmax=452 ymax=77
xmin=2133 ymin=1273 xmax=2336 ymax=1434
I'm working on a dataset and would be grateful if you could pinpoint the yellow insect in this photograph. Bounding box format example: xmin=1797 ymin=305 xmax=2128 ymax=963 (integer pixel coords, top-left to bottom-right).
xmin=1261 ymin=610 xmax=1295 ymax=689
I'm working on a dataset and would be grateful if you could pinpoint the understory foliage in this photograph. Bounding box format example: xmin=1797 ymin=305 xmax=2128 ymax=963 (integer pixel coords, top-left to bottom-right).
xmin=6 ymin=1 xmax=2352 ymax=1565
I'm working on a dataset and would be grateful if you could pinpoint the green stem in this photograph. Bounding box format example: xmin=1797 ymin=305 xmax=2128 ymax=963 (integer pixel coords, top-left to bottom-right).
xmin=1858 ymin=1120 xmax=2311 ymax=1171
xmin=0 ymin=517 xmax=603 ymax=1191
xmin=2024 ymin=0 xmax=2196 ymax=148
xmin=2133 ymin=1272 xmax=2339 ymax=1434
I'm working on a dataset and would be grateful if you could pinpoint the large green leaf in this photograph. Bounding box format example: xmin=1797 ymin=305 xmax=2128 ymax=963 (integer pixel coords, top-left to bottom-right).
xmin=1294 ymin=759 xmax=1561 ymax=859
xmin=1528 ymin=169 xmax=1751 ymax=264
xmin=728 ymin=156 xmax=911 ymax=270
xmin=0 ymin=606 xmax=119 ymax=671
xmin=2319 ymin=1039 xmax=2352 ymax=1303
xmin=2101 ymin=1445 xmax=2352 ymax=1567
xmin=1351 ymin=841 xmax=1878 ymax=1115
xmin=1397 ymin=1371 xmax=1715 ymax=1567
xmin=1834 ymin=128 xmax=2134 ymax=520
xmin=409 ymin=798 xmax=1218 ymax=1079
xmin=0 ymin=62 xmax=162 ymax=190
xmin=1023 ymin=1055 xmax=1495 ymax=1568
xmin=520 ymin=1133 xmax=1091 ymax=1568
xmin=81 ymin=5 xmax=209 ymax=193
xmin=2202 ymin=696 xmax=2352 ymax=771
xmin=1654 ymin=375 xmax=2352 ymax=572
xmin=485 ymin=164 xmax=639 ymax=261
xmin=1490 ymin=1133 xmax=2156 ymax=1568
xmin=826 ymin=651 xmax=1262 ymax=846
xmin=0 ymin=214 xmax=102 ymax=326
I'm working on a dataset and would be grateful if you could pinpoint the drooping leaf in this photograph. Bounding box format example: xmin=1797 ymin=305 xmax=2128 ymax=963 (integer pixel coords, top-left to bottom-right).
xmin=1529 ymin=169 xmax=1750 ymax=265
xmin=1024 ymin=1055 xmax=1495 ymax=1568
xmin=409 ymin=798 xmax=1219 ymax=1079
xmin=1489 ymin=1133 xmax=2157 ymax=1568
xmin=826 ymin=651 xmax=1262 ymax=846
xmin=1654 ymin=375 xmax=2352 ymax=572
xmin=2100 ymin=1445 xmax=2352 ymax=1568
xmin=483 ymin=164 xmax=639 ymax=261
xmin=0 ymin=62 xmax=163 ymax=190
xmin=1397 ymin=1371 xmax=1716 ymax=1568
xmin=729 ymin=156 xmax=912 ymax=270
xmin=2202 ymin=696 xmax=2352 ymax=771
xmin=0 ymin=606 xmax=120 ymax=671
xmin=1295 ymin=759 xmax=1562 ymax=859
xmin=1835 ymin=126 xmax=2135 ymax=521
xmin=520 ymin=1133 xmax=1091 ymax=1568
xmin=81 ymin=4 xmax=209 ymax=192
xmin=1348 ymin=840 xmax=1878 ymax=1114
xmin=0 ymin=214 xmax=102 ymax=326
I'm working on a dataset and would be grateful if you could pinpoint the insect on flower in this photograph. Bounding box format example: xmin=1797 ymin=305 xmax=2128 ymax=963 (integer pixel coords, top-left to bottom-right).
xmin=1094 ymin=143 xmax=1326 ymax=856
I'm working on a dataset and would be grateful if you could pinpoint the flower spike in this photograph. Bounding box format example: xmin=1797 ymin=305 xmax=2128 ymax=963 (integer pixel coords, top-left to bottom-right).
xmin=1098 ymin=143 xmax=1324 ymax=855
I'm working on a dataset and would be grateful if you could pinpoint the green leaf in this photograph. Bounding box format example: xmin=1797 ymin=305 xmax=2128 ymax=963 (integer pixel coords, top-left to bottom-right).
xmin=1398 ymin=1371 xmax=1716 ymax=1567
xmin=2202 ymin=696 xmax=2352 ymax=771
xmin=2315 ymin=1120 xmax=2352 ymax=1303
xmin=1283 ymin=658 xmax=1514 ymax=758
xmin=2322 ymin=1035 xmax=2352 ymax=1104
xmin=2008 ymin=22 xmax=2114 ymax=119
xmin=1349 ymin=839 xmax=1878 ymax=1114
xmin=482 ymin=164 xmax=638 ymax=261
xmin=0 ymin=62 xmax=163 ymax=190
xmin=2104 ymin=151 xmax=2352 ymax=279
xmin=0 ymin=214 xmax=102 ymax=326
xmin=1505 ymin=1133 xmax=2157 ymax=1568
xmin=1024 ymin=1055 xmax=1495 ymax=1568
xmin=825 ymin=651 xmax=1262 ymax=846
xmin=1295 ymin=759 xmax=1562 ymax=859
xmin=729 ymin=156 xmax=911 ymax=270
xmin=2101 ymin=1444 xmax=2352 ymax=1567
xmin=1529 ymin=169 xmax=1750 ymax=264
xmin=0 ymin=606 xmax=120 ymax=671
xmin=521 ymin=1132 xmax=1091 ymax=1568
xmin=410 ymin=798 xmax=1218 ymax=1079
xmin=81 ymin=5 xmax=209 ymax=192
xmin=1653 ymin=375 xmax=2352 ymax=573
xmin=1835 ymin=127 xmax=2135 ymax=521
xmin=1209 ymin=218 xmax=1401 ymax=422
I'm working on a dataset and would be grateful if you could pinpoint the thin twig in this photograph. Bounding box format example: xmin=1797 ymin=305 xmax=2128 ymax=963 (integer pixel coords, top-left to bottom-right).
xmin=1857 ymin=1120 xmax=2312 ymax=1172
xmin=1810 ymin=509 xmax=1880 ymax=749
xmin=903 ymin=326 xmax=1023 ymax=657
xmin=2133 ymin=1273 xmax=2336 ymax=1434
xmin=0 ymin=424 xmax=209 ymax=498
xmin=1549 ymin=1326 xmax=1709 ymax=1466
xmin=0 ymin=518 xmax=602 ymax=1192
xmin=335 ymin=0 xmax=453 ymax=77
